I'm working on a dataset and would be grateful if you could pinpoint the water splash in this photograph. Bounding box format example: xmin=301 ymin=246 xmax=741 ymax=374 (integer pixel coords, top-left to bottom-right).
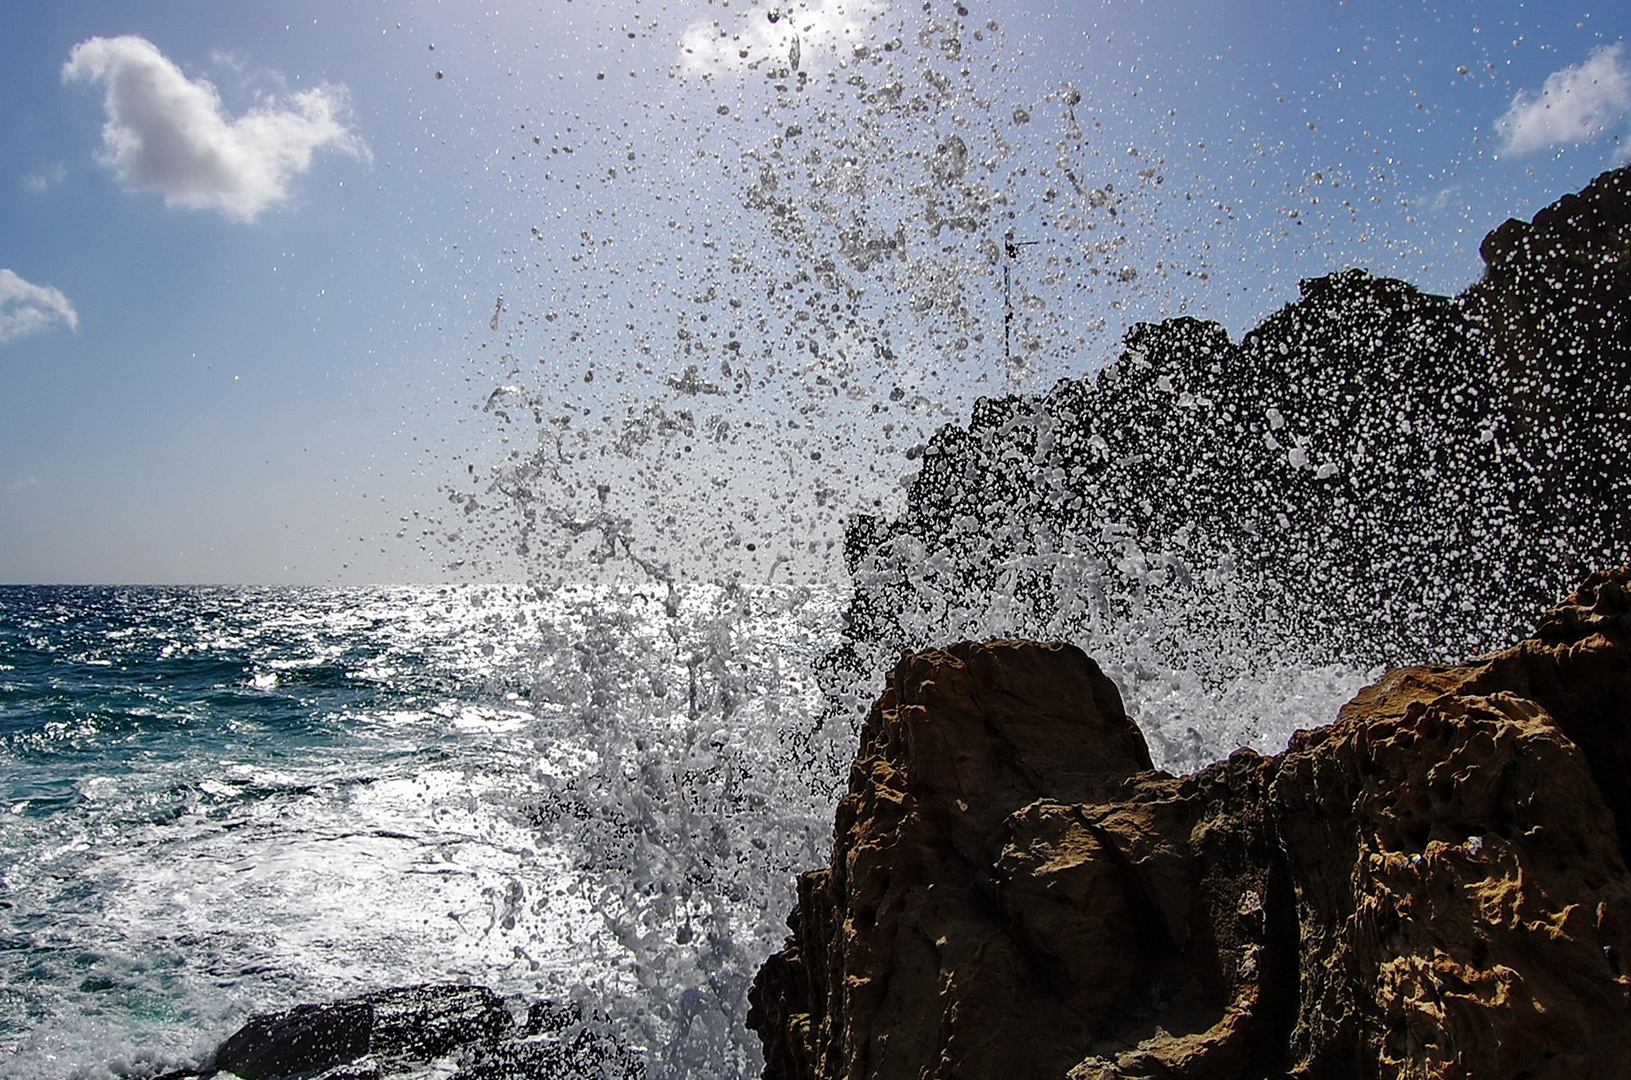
xmin=429 ymin=4 xmax=1631 ymax=1078
xmin=416 ymin=9 xmax=1364 ymax=1075
xmin=444 ymin=2 xmax=1211 ymax=589
xmin=0 ymin=584 xmax=846 ymax=1079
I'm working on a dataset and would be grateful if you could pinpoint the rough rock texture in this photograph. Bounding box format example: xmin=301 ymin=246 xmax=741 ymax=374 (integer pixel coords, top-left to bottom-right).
xmin=751 ymin=570 xmax=1631 ymax=1079
xmin=159 ymin=985 xmax=644 ymax=1080
xmin=832 ymin=166 xmax=1631 ymax=678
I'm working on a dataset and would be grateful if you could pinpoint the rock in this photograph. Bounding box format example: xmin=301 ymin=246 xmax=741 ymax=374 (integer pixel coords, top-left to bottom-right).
xmin=832 ymin=165 xmax=1631 ymax=684
xmin=213 ymin=1000 xmax=371 ymax=1080
xmin=751 ymin=641 xmax=1152 ymax=1080
xmin=200 ymin=983 xmax=639 ymax=1080
xmin=453 ymin=1000 xmax=646 ymax=1080
xmin=751 ymin=571 xmax=1631 ymax=1079
xmin=366 ymin=985 xmax=513 ymax=1064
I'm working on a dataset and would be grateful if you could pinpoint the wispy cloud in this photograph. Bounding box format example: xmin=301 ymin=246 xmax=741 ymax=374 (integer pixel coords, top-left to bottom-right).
xmin=0 ymin=269 xmax=79 ymax=346
xmin=1495 ymin=43 xmax=1631 ymax=156
xmin=62 ymin=35 xmax=367 ymax=222
xmin=22 ymin=163 xmax=67 ymax=194
xmin=678 ymin=0 xmax=884 ymax=77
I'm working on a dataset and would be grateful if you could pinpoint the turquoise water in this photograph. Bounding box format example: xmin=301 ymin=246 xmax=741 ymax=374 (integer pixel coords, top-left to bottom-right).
xmin=0 ymin=584 xmax=846 ymax=1078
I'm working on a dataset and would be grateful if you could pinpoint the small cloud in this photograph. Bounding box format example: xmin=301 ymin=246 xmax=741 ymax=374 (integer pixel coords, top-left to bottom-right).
xmin=7 ymin=476 xmax=43 ymax=494
xmin=1415 ymin=184 xmax=1462 ymax=213
xmin=0 ymin=269 xmax=79 ymax=346
xmin=21 ymin=163 xmax=67 ymax=194
xmin=678 ymin=0 xmax=884 ymax=77
xmin=1495 ymin=42 xmax=1631 ymax=156
xmin=62 ymin=35 xmax=367 ymax=222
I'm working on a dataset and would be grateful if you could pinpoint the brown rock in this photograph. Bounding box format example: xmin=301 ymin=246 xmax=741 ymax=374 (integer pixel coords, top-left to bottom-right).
xmin=751 ymin=640 xmax=1152 ymax=1080
xmin=751 ymin=572 xmax=1631 ymax=1079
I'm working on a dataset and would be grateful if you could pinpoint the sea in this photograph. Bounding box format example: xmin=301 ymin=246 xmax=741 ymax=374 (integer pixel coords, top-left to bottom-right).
xmin=0 ymin=581 xmax=1368 ymax=1079
xmin=0 ymin=582 xmax=853 ymax=1078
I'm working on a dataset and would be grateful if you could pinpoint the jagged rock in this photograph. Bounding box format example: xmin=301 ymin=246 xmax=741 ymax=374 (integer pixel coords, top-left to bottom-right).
xmin=833 ymin=165 xmax=1631 ymax=679
xmin=752 ymin=571 xmax=1631 ymax=1079
xmin=210 ymin=985 xmax=510 ymax=1079
xmin=452 ymin=999 xmax=647 ymax=1080
xmin=367 ymin=985 xmax=513 ymax=1065
xmin=751 ymin=641 xmax=1154 ymax=1080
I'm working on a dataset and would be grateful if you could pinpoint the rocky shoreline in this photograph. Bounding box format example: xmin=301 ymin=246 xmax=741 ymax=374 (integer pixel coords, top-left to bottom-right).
xmin=132 ymin=167 xmax=1631 ymax=1080
xmin=748 ymin=570 xmax=1631 ymax=1079
xmin=170 ymin=568 xmax=1631 ymax=1080
xmin=735 ymin=163 xmax=1631 ymax=1079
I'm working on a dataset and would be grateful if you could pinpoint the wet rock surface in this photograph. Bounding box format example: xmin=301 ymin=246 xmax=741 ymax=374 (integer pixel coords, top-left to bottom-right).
xmin=751 ymin=571 xmax=1631 ymax=1079
xmin=155 ymin=985 xmax=644 ymax=1080
xmin=836 ymin=165 xmax=1631 ymax=674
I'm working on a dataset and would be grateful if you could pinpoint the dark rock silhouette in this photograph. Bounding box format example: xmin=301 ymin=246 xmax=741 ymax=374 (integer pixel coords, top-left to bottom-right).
xmin=835 ymin=165 xmax=1631 ymax=675
xmin=213 ymin=995 xmax=373 ymax=1079
xmin=155 ymin=985 xmax=644 ymax=1080
xmin=751 ymin=570 xmax=1631 ymax=1079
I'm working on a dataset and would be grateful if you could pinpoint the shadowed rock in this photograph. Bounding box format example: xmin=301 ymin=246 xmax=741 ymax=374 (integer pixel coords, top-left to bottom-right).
xmin=213 ymin=999 xmax=372 ymax=1080
xmin=172 ymin=983 xmax=643 ymax=1080
xmin=835 ymin=165 xmax=1631 ymax=681
xmin=752 ymin=570 xmax=1631 ymax=1079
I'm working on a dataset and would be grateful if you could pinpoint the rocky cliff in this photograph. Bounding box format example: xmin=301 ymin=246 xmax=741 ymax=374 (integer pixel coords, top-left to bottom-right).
xmin=751 ymin=569 xmax=1631 ymax=1079
xmin=833 ymin=166 xmax=1631 ymax=680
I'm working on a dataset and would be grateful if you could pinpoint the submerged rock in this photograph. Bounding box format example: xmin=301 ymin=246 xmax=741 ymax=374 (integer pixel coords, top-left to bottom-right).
xmin=751 ymin=570 xmax=1631 ymax=1079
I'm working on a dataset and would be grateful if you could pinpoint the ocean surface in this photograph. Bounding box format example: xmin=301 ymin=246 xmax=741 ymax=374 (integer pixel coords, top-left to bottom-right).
xmin=0 ymin=583 xmax=854 ymax=1079
xmin=0 ymin=583 xmax=1367 ymax=1078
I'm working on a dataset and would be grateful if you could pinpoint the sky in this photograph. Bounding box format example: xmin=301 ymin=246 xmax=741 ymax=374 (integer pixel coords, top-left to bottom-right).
xmin=0 ymin=0 xmax=1627 ymax=585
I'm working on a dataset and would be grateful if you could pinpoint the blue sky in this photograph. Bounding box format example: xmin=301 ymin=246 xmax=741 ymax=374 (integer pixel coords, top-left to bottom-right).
xmin=1 ymin=0 xmax=1627 ymax=584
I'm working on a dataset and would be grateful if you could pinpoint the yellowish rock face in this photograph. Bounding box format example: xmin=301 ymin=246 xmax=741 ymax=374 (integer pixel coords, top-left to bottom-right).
xmin=752 ymin=571 xmax=1631 ymax=1080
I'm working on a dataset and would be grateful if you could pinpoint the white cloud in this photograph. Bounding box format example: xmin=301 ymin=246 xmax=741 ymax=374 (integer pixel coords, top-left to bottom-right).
xmin=678 ymin=0 xmax=884 ymax=77
xmin=1495 ymin=43 xmax=1631 ymax=156
xmin=22 ymin=163 xmax=67 ymax=194
xmin=0 ymin=269 xmax=79 ymax=346
xmin=62 ymin=35 xmax=366 ymax=222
